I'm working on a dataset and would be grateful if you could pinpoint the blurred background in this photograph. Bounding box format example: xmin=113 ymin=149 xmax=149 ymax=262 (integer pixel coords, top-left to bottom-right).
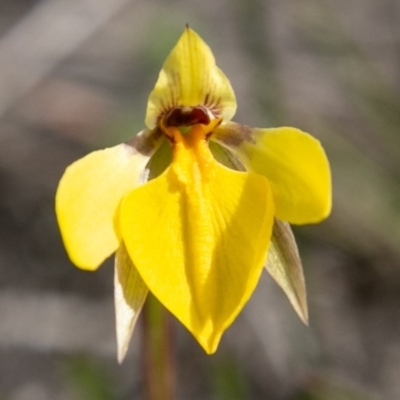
xmin=0 ymin=0 xmax=399 ymax=399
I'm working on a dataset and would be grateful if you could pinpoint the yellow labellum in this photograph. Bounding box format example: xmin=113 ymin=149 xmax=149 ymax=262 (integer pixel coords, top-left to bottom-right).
xmin=120 ymin=125 xmax=274 ymax=353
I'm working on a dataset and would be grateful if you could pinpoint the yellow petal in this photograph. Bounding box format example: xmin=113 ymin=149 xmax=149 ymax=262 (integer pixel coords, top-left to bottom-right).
xmin=266 ymin=220 xmax=308 ymax=324
xmin=115 ymin=242 xmax=148 ymax=363
xmin=213 ymin=123 xmax=332 ymax=224
xmin=145 ymin=27 xmax=236 ymax=129
xmin=120 ymin=128 xmax=274 ymax=353
xmin=55 ymin=129 xmax=162 ymax=270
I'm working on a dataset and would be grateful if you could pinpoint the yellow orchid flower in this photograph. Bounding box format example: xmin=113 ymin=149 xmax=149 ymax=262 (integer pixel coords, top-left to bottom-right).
xmin=55 ymin=27 xmax=331 ymax=361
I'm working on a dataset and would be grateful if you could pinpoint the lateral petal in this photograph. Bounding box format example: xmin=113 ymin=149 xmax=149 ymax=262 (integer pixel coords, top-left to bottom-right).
xmin=213 ymin=123 xmax=332 ymax=224
xmin=114 ymin=242 xmax=148 ymax=363
xmin=145 ymin=27 xmax=236 ymax=129
xmin=55 ymin=129 xmax=162 ymax=270
xmin=266 ymin=220 xmax=308 ymax=324
xmin=120 ymin=159 xmax=274 ymax=354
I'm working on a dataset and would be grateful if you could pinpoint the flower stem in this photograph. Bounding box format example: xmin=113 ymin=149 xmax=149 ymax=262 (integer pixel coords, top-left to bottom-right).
xmin=141 ymin=293 xmax=175 ymax=400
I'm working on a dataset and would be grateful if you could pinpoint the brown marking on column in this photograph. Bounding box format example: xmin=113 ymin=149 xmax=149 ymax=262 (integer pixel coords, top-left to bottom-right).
xmin=165 ymin=106 xmax=210 ymax=127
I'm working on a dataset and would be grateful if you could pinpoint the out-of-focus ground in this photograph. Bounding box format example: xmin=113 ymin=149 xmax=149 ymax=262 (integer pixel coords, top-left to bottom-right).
xmin=0 ymin=0 xmax=399 ymax=399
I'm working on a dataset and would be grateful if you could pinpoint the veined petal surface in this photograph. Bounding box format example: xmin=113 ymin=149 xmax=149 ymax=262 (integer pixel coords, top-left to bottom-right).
xmin=120 ymin=135 xmax=274 ymax=353
xmin=213 ymin=123 xmax=331 ymax=224
xmin=56 ymin=129 xmax=161 ymax=270
xmin=115 ymin=242 xmax=148 ymax=363
xmin=266 ymin=220 xmax=308 ymax=324
xmin=145 ymin=27 xmax=236 ymax=129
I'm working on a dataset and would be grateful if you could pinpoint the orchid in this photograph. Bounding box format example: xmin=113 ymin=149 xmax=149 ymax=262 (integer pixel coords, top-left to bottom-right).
xmin=56 ymin=27 xmax=331 ymax=361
